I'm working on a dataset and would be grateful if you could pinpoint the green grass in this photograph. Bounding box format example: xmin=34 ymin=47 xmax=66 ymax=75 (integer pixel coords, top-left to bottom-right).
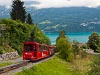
xmin=14 ymin=55 xmax=92 ymax=75
xmin=0 ymin=61 xmax=13 ymax=67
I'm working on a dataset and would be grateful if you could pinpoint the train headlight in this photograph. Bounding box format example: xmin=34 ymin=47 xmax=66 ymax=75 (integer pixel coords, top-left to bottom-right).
xmin=31 ymin=56 xmax=33 ymax=58
xmin=25 ymin=53 xmax=27 ymax=54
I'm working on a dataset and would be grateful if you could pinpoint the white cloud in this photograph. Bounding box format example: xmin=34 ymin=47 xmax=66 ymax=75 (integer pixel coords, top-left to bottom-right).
xmin=0 ymin=0 xmax=100 ymax=9
xmin=34 ymin=0 xmax=100 ymax=9
xmin=0 ymin=0 xmax=12 ymax=6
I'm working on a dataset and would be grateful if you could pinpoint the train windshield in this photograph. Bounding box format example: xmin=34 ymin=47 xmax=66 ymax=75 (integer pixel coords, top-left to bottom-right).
xmin=24 ymin=44 xmax=36 ymax=52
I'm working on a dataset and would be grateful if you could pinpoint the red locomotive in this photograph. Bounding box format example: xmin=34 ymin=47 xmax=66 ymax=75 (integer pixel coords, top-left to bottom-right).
xmin=22 ymin=42 xmax=56 ymax=61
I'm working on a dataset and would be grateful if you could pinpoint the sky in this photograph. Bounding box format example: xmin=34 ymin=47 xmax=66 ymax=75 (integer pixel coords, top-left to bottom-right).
xmin=0 ymin=0 xmax=100 ymax=9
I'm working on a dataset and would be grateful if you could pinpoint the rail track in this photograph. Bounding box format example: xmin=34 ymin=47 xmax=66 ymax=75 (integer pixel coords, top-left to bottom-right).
xmin=0 ymin=55 xmax=55 ymax=75
xmin=0 ymin=61 xmax=29 ymax=74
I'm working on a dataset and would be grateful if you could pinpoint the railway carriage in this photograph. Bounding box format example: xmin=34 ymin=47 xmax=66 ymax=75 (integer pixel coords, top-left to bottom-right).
xmin=23 ymin=42 xmax=55 ymax=61
xmin=48 ymin=46 xmax=55 ymax=56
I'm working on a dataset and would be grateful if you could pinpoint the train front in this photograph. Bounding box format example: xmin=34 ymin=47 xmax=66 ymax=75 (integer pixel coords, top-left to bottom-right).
xmin=22 ymin=42 xmax=37 ymax=61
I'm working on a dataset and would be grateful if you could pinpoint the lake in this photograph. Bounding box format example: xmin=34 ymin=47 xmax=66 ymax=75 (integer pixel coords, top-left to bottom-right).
xmin=45 ymin=32 xmax=95 ymax=44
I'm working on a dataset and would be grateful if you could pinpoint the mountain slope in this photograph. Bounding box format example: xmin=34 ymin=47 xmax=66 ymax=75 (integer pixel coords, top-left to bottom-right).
xmin=32 ymin=7 xmax=100 ymax=32
xmin=0 ymin=6 xmax=100 ymax=32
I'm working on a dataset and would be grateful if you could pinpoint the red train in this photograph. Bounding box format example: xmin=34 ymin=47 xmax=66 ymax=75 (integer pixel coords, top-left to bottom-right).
xmin=22 ymin=42 xmax=56 ymax=61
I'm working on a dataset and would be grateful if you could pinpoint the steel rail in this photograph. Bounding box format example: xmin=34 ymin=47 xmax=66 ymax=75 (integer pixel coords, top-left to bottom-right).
xmin=0 ymin=61 xmax=29 ymax=74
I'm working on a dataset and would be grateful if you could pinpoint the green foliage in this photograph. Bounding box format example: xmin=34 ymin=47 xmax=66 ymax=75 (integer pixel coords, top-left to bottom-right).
xmin=81 ymin=44 xmax=87 ymax=49
xmin=0 ymin=46 xmax=5 ymax=54
xmin=33 ymin=25 xmax=51 ymax=45
xmin=0 ymin=37 xmax=3 ymax=46
xmin=56 ymin=30 xmax=66 ymax=42
xmin=26 ymin=13 xmax=33 ymax=24
xmin=67 ymin=53 xmax=74 ymax=62
xmin=87 ymin=32 xmax=100 ymax=52
xmin=88 ymin=55 xmax=100 ymax=75
xmin=72 ymin=40 xmax=80 ymax=59
xmin=10 ymin=0 xmax=27 ymax=23
xmin=79 ymin=50 xmax=87 ymax=58
xmin=56 ymin=38 xmax=71 ymax=59
xmin=0 ymin=19 xmax=50 ymax=54
xmin=56 ymin=30 xmax=72 ymax=61
xmin=1 ymin=19 xmax=32 ymax=54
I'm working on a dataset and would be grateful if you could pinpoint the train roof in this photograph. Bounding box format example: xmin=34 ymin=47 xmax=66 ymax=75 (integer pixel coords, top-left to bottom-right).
xmin=23 ymin=41 xmax=39 ymax=44
xmin=23 ymin=41 xmax=48 ymax=46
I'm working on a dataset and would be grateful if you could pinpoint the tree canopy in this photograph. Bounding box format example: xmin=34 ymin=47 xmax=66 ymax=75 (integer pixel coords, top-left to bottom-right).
xmin=87 ymin=32 xmax=100 ymax=52
xmin=56 ymin=30 xmax=72 ymax=60
xmin=10 ymin=0 xmax=27 ymax=23
xmin=26 ymin=13 xmax=33 ymax=24
xmin=56 ymin=30 xmax=66 ymax=42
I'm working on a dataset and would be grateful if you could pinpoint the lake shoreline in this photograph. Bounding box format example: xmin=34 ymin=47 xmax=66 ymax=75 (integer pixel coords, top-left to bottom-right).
xmin=45 ymin=32 xmax=99 ymax=44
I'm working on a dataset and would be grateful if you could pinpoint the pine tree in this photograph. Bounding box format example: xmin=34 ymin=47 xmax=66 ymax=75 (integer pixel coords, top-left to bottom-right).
xmin=10 ymin=0 xmax=27 ymax=23
xmin=26 ymin=13 xmax=33 ymax=24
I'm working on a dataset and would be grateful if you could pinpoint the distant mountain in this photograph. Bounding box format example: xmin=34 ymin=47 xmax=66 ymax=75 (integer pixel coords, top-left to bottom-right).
xmin=0 ymin=5 xmax=100 ymax=33
xmin=31 ymin=7 xmax=100 ymax=33
xmin=96 ymin=6 xmax=100 ymax=9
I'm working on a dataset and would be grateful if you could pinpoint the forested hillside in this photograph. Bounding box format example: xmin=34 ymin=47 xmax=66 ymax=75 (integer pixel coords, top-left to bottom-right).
xmin=0 ymin=19 xmax=50 ymax=54
xmin=32 ymin=7 xmax=100 ymax=32
xmin=1 ymin=6 xmax=100 ymax=32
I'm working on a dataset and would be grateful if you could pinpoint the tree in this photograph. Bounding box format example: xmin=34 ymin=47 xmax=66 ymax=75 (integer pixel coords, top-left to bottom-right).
xmin=26 ymin=13 xmax=33 ymax=24
xmin=72 ymin=40 xmax=80 ymax=59
xmin=56 ymin=30 xmax=72 ymax=60
xmin=10 ymin=0 xmax=27 ymax=23
xmin=56 ymin=38 xmax=71 ymax=59
xmin=87 ymin=32 xmax=100 ymax=52
xmin=56 ymin=30 xmax=66 ymax=42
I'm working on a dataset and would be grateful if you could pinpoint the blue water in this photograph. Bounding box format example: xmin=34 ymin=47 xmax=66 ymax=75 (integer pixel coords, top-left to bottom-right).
xmin=45 ymin=32 xmax=95 ymax=44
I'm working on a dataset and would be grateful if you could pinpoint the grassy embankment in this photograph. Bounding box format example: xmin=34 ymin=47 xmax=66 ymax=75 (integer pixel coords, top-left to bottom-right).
xmin=0 ymin=61 xmax=13 ymax=67
xmin=14 ymin=54 xmax=92 ymax=75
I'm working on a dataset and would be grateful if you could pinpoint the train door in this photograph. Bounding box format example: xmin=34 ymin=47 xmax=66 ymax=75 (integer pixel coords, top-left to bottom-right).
xmin=38 ymin=45 xmax=42 ymax=59
xmin=23 ymin=43 xmax=34 ymax=60
xmin=33 ymin=44 xmax=36 ymax=58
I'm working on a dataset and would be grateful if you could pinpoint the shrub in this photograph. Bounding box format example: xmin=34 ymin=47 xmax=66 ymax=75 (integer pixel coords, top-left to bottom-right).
xmin=79 ymin=50 xmax=87 ymax=58
xmin=0 ymin=46 xmax=5 ymax=54
xmin=88 ymin=55 xmax=100 ymax=75
xmin=67 ymin=53 xmax=74 ymax=62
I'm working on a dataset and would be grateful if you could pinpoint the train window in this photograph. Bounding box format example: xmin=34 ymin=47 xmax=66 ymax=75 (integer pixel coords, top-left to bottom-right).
xmin=44 ymin=46 xmax=47 ymax=50
xmin=24 ymin=44 xmax=33 ymax=52
xmin=33 ymin=45 xmax=36 ymax=51
xmin=50 ymin=47 xmax=54 ymax=51
xmin=39 ymin=45 xmax=48 ymax=51
xmin=39 ymin=45 xmax=42 ymax=51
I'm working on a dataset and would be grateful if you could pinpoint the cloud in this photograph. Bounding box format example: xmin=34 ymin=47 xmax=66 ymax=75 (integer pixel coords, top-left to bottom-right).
xmin=33 ymin=0 xmax=100 ymax=9
xmin=0 ymin=0 xmax=12 ymax=6
xmin=0 ymin=0 xmax=100 ymax=9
